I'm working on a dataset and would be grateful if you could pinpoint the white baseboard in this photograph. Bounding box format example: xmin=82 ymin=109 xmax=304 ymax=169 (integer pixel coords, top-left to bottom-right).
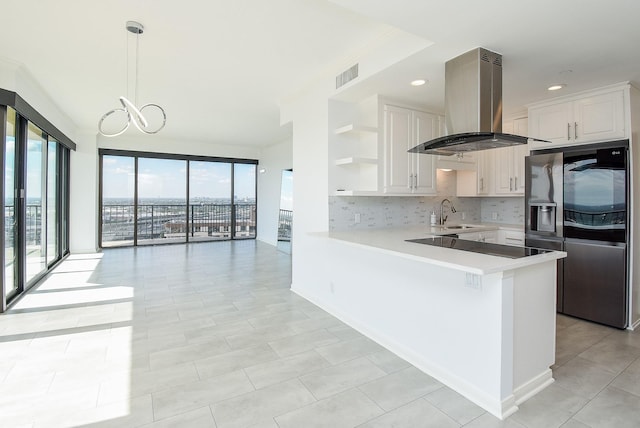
xmin=514 ymin=369 xmax=554 ymax=405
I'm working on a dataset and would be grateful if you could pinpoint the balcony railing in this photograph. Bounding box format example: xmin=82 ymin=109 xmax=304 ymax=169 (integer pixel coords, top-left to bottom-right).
xmin=278 ymin=209 xmax=292 ymax=241
xmin=4 ymin=205 xmax=42 ymax=247
xmin=102 ymin=203 xmax=256 ymax=246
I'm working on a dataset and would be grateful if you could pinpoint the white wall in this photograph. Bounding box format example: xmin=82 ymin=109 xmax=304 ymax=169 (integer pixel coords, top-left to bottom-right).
xmin=283 ymin=85 xmax=331 ymax=293
xmin=256 ymin=138 xmax=293 ymax=246
xmin=97 ymin=134 xmax=261 ymax=160
xmin=69 ymin=131 xmax=99 ymax=253
xmin=0 ymin=59 xmax=77 ymax=141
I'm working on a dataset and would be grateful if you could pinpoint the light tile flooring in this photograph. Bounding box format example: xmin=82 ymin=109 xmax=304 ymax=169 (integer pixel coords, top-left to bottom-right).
xmin=1 ymin=240 xmax=640 ymax=427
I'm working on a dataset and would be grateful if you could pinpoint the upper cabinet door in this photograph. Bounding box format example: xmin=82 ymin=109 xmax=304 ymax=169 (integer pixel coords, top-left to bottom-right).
xmin=528 ymin=86 xmax=628 ymax=149
xmin=413 ymin=110 xmax=437 ymax=194
xmin=493 ymin=146 xmax=515 ymax=194
xmin=573 ymin=90 xmax=625 ymax=143
xmin=529 ymin=102 xmax=573 ymax=144
xmin=512 ymin=144 xmax=529 ymax=193
xmin=383 ymin=105 xmax=413 ymax=194
xmin=383 ymin=105 xmax=439 ymax=195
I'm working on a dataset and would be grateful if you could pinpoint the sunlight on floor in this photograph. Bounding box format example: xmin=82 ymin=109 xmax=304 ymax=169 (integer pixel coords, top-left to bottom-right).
xmin=1 ymin=251 xmax=135 ymax=426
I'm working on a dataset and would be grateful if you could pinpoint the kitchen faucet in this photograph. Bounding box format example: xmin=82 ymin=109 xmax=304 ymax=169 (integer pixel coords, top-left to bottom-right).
xmin=440 ymin=198 xmax=456 ymax=225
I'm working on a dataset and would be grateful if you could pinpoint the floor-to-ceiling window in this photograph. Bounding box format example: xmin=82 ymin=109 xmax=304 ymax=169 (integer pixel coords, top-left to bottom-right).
xmin=233 ymin=163 xmax=257 ymax=239
xmin=4 ymin=108 xmax=17 ymax=299
xmin=46 ymin=139 xmax=59 ymax=265
xmin=1 ymin=90 xmax=73 ymax=310
xmin=189 ymin=161 xmax=232 ymax=242
xmin=99 ymin=150 xmax=258 ymax=248
xmin=25 ymin=122 xmax=46 ymax=282
xmin=137 ymin=157 xmax=187 ymax=246
xmin=101 ymin=155 xmax=135 ymax=247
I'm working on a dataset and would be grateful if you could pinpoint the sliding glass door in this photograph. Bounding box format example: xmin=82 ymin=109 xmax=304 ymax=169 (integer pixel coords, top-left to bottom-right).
xmin=25 ymin=123 xmax=47 ymax=282
xmin=46 ymin=139 xmax=59 ymax=265
xmin=1 ymin=95 xmax=72 ymax=311
xmin=137 ymin=157 xmax=187 ymax=245
xmin=233 ymin=163 xmax=257 ymax=239
xmin=4 ymin=108 xmax=17 ymax=299
xmin=101 ymin=155 xmax=135 ymax=247
xmin=189 ymin=161 xmax=232 ymax=241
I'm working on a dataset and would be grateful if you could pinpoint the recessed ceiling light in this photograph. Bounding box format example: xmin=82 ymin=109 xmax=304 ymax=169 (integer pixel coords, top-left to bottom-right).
xmin=548 ymin=84 xmax=567 ymax=91
xmin=411 ymin=79 xmax=427 ymax=86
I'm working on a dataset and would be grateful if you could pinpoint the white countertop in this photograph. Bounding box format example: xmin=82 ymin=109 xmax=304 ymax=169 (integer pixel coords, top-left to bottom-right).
xmin=321 ymin=226 xmax=565 ymax=275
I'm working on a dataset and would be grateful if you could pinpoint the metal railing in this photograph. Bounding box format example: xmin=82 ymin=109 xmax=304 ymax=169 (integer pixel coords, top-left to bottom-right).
xmin=101 ymin=203 xmax=256 ymax=246
xmin=4 ymin=205 xmax=42 ymax=247
xmin=278 ymin=209 xmax=293 ymax=241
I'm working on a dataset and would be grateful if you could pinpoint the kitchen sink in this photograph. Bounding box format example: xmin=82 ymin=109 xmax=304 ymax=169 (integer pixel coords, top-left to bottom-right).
xmin=427 ymin=224 xmax=487 ymax=235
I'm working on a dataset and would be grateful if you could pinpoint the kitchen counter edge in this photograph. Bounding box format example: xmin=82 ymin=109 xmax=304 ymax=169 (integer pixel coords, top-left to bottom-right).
xmin=316 ymin=227 xmax=565 ymax=276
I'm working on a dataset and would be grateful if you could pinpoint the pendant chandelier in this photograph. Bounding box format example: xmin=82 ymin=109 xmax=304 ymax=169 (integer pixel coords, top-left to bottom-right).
xmin=98 ymin=21 xmax=166 ymax=137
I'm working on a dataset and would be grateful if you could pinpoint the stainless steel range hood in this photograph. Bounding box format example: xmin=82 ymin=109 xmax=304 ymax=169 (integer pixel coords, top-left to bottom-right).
xmin=409 ymin=47 xmax=547 ymax=156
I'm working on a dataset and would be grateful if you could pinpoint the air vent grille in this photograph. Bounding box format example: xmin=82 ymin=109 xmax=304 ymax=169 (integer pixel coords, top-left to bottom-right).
xmin=479 ymin=49 xmax=502 ymax=67
xmin=336 ymin=64 xmax=359 ymax=89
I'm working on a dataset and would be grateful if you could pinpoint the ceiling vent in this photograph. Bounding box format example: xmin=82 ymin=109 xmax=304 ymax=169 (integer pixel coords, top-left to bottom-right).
xmin=336 ymin=64 xmax=359 ymax=89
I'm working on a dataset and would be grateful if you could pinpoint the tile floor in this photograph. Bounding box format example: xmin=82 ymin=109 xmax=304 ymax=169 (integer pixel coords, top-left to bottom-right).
xmin=1 ymin=240 xmax=640 ymax=427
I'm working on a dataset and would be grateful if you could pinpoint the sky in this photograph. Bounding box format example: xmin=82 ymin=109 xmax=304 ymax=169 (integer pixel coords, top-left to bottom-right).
xmin=102 ymin=155 xmax=256 ymax=200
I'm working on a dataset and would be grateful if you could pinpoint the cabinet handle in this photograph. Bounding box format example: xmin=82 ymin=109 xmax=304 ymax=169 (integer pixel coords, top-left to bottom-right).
xmin=574 ymin=122 xmax=578 ymax=139
xmin=414 ymin=174 xmax=418 ymax=189
xmin=567 ymin=123 xmax=571 ymax=140
xmin=480 ymin=177 xmax=484 ymax=191
xmin=514 ymin=177 xmax=517 ymax=190
xmin=510 ymin=177 xmax=513 ymax=191
xmin=408 ymin=174 xmax=413 ymax=189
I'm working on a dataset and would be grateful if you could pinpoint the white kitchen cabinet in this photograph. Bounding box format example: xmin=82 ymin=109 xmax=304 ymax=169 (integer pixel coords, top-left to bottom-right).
xmin=457 ymin=230 xmax=498 ymax=243
xmin=494 ymin=117 xmax=528 ymax=195
xmin=493 ymin=144 xmax=528 ymax=195
xmin=456 ymin=150 xmax=491 ymax=196
xmin=528 ymin=86 xmax=626 ymax=149
xmin=383 ymin=104 xmax=438 ymax=195
xmin=456 ymin=117 xmax=527 ymax=197
xmin=498 ymin=229 xmax=525 ymax=247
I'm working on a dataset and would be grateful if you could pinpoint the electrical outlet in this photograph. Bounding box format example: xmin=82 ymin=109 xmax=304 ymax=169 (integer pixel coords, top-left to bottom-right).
xmin=354 ymin=213 xmax=361 ymax=224
xmin=492 ymin=212 xmax=498 ymax=220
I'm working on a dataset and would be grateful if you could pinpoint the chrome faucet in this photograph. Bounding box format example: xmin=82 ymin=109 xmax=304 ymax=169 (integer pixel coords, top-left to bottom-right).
xmin=440 ymin=198 xmax=456 ymax=225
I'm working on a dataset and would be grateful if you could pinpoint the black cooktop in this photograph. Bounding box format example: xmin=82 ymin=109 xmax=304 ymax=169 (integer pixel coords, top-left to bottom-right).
xmin=406 ymin=236 xmax=551 ymax=259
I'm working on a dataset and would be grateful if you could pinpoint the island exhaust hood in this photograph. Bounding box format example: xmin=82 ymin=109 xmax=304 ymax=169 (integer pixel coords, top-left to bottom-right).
xmin=409 ymin=47 xmax=547 ymax=156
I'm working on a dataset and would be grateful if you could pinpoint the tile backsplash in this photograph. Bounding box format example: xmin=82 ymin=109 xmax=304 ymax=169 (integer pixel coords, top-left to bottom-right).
xmin=328 ymin=195 xmax=481 ymax=230
xmin=480 ymin=197 xmax=525 ymax=225
xmin=328 ymin=170 xmax=525 ymax=230
xmin=329 ymin=170 xmax=481 ymax=230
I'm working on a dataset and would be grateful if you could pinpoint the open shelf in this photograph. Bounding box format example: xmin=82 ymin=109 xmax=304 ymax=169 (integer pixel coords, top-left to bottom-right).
xmin=334 ymin=157 xmax=378 ymax=166
xmin=334 ymin=124 xmax=378 ymax=135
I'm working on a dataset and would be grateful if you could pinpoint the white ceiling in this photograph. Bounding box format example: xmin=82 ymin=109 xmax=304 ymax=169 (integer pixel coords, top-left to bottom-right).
xmin=1 ymin=0 xmax=640 ymax=147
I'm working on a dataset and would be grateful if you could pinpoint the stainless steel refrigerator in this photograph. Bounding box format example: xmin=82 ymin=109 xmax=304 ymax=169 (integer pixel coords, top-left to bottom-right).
xmin=525 ymin=140 xmax=629 ymax=329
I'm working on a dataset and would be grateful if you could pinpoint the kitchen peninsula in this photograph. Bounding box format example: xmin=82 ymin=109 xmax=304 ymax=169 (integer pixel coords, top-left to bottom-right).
xmin=294 ymin=227 xmax=566 ymax=419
